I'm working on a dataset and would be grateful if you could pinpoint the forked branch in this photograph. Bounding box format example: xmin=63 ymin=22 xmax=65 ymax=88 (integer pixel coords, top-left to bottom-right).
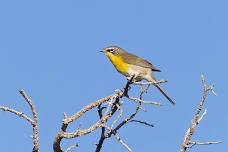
xmin=0 ymin=89 xmax=39 ymax=152
xmin=180 ymin=75 xmax=221 ymax=152
xmin=54 ymin=76 xmax=161 ymax=152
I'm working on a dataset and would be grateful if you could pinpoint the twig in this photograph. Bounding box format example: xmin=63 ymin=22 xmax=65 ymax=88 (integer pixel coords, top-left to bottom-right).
xmin=139 ymin=84 xmax=150 ymax=99
xmin=130 ymin=120 xmax=154 ymax=127
xmin=104 ymin=125 xmax=133 ymax=152
xmin=111 ymin=104 xmax=141 ymax=135
xmin=133 ymin=79 xmax=168 ymax=85
xmin=111 ymin=104 xmax=123 ymax=129
xmin=65 ymin=144 xmax=78 ymax=152
xmin=114 ymin=133 xmax=133 ymax=152
xmin=197 ymin=109 xmax=207 ymax=124
xmin=127 ymin=96 xmax=162 ymax=106
xmin=207 ymin=85 xmax=217 ymax=96
xmin=188 ymin=141 xmax=223 ymax=148
xmin=19 ymin=89 xmax=39 ymax=152
xmin=0 ymin=106 xmax=33 ymax=124
xmin=180 ymin=75 xmax=221 ymax=152
xmin=127 ymin=77 xmax=162 ymax=106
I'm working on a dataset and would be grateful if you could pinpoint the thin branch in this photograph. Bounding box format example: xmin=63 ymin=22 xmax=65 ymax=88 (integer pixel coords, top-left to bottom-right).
xmin=138 ymin=84 xmax=150 ymax=99
xmin=19 ymin=89 xmax=39 ymax=152
xmin=111 ymin=104 xmax=141 ymax=135
xmin=188 ymin=141 xmax=223 ymax=149
xmin=130 ymin=120 xmax=154 ymax=127
xmin=207 ymin=85 xmax=217 ymax=96
xmin=180 ymin=75 xmax=220 ymax=152
xmin=65 ymin=144 xmax=78 ymax=152
xmin=104 ymin=125 xmax=133 ymax=152
xmin=107 ymin=79 xmax=151 ymax=137
xmin=127 ymin=96 xmax=162 ymax=106
xmin=0 ymin=106 xmax=33 ymax=124
xmin=197 ymin=109 xmax=207 ymax=124
xmin=54 ymin=92 xmax=122 ymax=152
xmin=111 ymin=104 xmax=123 ymax=129
xmin=114 ymin=133 xmax=133 ymax=152
xmin=126 ymin=77 xmax=162 ymax=106
xmin=133 ymin=79 xmax=168 ymax=85
xmin=64 ymin=94 xmax=117 ymax=124
xmin=62 ymin=93 xmax=121 ymax=138
xmin=95 ymin=76 xmax=151 ymax=152
xmin=0 ymin=90 xmax=39 ymax=152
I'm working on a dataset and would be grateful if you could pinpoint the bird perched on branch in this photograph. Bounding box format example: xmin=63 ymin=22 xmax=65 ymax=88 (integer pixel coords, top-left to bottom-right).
xmin=100 ymin=45 xmax=175 ymax=105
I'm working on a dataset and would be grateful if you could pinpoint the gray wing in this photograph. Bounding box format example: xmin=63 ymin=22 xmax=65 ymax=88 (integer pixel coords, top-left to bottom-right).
xmin=121 ymin=52 xmax=161 ymax=72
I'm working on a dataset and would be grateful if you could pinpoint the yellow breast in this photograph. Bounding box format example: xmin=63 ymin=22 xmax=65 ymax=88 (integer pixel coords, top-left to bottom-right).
xmin=105 ymin=52 xmax=129 ymax=75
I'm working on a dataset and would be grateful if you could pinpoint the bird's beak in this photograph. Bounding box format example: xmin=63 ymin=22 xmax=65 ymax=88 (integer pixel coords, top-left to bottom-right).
xmin=99 ymin=49 xmax=105 ymax=53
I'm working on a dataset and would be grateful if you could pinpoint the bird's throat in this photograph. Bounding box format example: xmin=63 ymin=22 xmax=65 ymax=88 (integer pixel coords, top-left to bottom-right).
xmin=106 ymin=53 xmax=129 ymax=75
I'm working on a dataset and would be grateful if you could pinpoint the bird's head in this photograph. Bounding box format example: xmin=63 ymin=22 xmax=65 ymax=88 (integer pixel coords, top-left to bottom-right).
xmin=100 ymin=46 xmax=125 ymax=59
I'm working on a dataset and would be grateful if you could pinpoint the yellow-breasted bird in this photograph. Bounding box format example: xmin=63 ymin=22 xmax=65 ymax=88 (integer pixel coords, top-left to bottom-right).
xmin=100 ymin=45 xmax=175 ymax=105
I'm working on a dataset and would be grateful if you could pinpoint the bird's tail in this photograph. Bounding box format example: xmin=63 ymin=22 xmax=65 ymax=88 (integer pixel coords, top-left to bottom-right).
xmin=154 ymin=83 xmax=175 ymax=105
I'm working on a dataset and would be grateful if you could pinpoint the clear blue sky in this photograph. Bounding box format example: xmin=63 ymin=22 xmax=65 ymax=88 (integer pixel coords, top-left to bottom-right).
xmin=0 ymin=0 xmax=227 ymax=151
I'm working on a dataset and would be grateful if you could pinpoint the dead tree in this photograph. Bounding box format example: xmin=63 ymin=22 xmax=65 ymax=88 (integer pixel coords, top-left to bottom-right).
xmin=0 ymin=75 xmax=222 ymax=152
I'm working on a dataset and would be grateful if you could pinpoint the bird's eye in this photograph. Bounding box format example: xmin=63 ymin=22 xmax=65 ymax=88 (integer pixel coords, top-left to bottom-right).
xmin=108 ymin=49 xmax=115 ymax=54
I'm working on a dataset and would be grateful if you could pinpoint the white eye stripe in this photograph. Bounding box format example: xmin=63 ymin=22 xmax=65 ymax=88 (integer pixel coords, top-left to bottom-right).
xmin=107 ymin=48 xmax=115 ymax=53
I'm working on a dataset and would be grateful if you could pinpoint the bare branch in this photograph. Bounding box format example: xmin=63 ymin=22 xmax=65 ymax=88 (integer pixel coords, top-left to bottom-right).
xmin=65 ymin=143 xmax=78 ymax=152
xmin=54 ymin=92 xmax=122 ymax=152
xmin=62 ymin=95 xmax=120 ymax=139
xmin=0 ymin=106 xmax=33 ymax=124
xmin=114 ymin=133 xmax=133 ymax=152
xmin=54 ymin=76 xmax=136 ymax=152
xmin=133 ymin=79 xmax=168 ymax=85
xmin=188 ymin=141 xmax=223 ymax=149
xmin=111 ymin=104 xmax=141 ymax=135
xmin=138 ymin=84 xmax=150 ymax=99
xmin=127 ymin=96 xmax=162 ymax=106
xmin=111 ymin=104 xmax=123 ymax=129
xmin=0 ymin=90 xmax=39 ymax=152
xmin=130 ymin=120 xmax=154 ymax=127
xmin=19 ymin=89 xmax=39 ymax=152
xmin=180 ymin=75 xmax=221 ymax=152
xmin=64 ymin=94 xmax=117 ymax=124
xmin=54 ymin=75 xmax=166 ymax=152
xmin=104 ymin=125 xmax=133 ymax=152
xmin=207 ymin=85 xmax=217 ymax=96
xmin=197 ymin=109 xmax=207 ymax=124
xmin=127 ymin=77 xmax=162 ymax=106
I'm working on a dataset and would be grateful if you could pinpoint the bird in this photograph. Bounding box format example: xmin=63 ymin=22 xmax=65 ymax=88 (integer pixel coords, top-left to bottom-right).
xmin=100 ymin=45 xmax=175 ymax=105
